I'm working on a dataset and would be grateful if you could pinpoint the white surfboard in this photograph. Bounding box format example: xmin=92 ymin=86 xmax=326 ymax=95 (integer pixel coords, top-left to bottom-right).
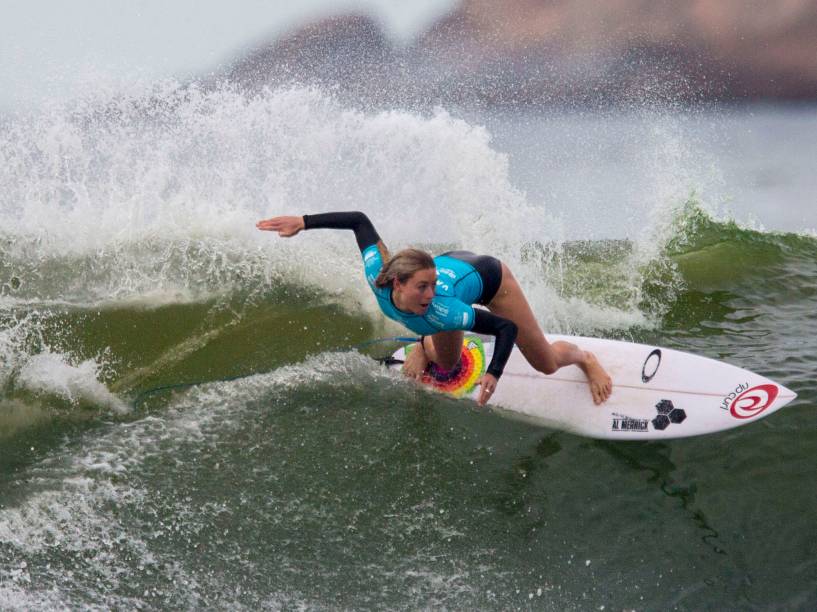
xmin=389 ymin=335 xmax=797 ymax=440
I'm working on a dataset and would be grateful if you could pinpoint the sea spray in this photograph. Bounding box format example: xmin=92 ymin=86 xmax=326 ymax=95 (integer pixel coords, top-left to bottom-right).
xmin=0 ymin=82 xmax=758 ymax=431
xmin=16 ymin=351 xmax=127 ymax=414
xmin=1 ymin=83 xmax=650 ymax=330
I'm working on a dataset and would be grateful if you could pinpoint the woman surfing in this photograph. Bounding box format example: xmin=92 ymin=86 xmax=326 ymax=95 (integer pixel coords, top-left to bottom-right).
xmin=256 ymin=211 xmax=612 ymax=406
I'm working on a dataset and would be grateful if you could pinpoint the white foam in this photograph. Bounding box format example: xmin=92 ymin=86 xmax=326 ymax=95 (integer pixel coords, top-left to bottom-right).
xmin=16 ymin=352 xmax=128 ymax=414
xmin=0 ymin=311 xmax=44 ymax=389
xmin=1 ymin=83 xmax=706 ymax=338
xmin=0 ymin=350 xmax=379 ymax=608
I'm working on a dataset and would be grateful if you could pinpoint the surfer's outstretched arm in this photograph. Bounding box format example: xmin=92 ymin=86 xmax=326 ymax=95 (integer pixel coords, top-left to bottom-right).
xmin=256 ymin=212 xmax=389 ymax=258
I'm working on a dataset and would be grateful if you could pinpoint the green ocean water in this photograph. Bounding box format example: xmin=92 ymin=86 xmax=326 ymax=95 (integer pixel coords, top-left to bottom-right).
xmin=1 ymin=88 xmax=816 ymax=610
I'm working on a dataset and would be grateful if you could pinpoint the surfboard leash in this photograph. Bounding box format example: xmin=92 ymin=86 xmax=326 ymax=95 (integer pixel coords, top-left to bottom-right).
xmin=357 ymin=336 xmax=418 ymax=366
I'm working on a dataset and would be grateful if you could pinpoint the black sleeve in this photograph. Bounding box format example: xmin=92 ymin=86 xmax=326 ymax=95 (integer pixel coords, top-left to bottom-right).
xmin=302 ymin=211 xmax=381 ymax=252
xmin=471 ymin=309 xmax=518 ymax=379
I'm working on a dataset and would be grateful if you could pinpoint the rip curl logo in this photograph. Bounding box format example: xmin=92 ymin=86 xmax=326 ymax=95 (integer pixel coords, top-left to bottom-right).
xmin=720 ymin=383 xmax=749 ymax=411
xmin=728 ymin=384 xmax=780 ymax=420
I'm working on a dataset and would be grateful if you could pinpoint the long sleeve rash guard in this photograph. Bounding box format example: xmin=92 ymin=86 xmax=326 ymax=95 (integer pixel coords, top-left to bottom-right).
xmin=302 ymin=211 xmax=517 ymax=379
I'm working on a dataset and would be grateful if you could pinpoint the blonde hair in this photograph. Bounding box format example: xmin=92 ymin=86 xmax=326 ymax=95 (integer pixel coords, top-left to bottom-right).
xmin=374 ymin=248 xmax=435 ymax=289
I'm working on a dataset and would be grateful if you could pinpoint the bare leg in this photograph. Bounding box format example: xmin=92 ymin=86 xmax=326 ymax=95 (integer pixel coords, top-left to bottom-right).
xmin=422 ymin=330 xmax=464 ymax=371
xmin=487 ymin=263 xmax=612 ymax=405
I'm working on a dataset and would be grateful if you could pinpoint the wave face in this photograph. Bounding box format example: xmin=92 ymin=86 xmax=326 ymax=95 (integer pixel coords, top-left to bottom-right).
xmin=0 ymin=84 xmax=667 ymax=405
xmin=1 ymin=84 xmax=815 ymax=610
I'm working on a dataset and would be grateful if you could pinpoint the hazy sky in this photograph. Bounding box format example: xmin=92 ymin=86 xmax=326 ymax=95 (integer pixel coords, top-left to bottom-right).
xmin=0 ymin=0 xmax=457 ymax=112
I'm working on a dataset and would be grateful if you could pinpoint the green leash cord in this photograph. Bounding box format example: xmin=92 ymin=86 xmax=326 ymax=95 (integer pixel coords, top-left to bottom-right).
xmin=130 ymin=336 xmax=419 ymax=409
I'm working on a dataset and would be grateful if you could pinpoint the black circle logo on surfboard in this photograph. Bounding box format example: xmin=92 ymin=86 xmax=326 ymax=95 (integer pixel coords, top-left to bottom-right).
xmin=641 ymin=349 xmax=662 ymax=383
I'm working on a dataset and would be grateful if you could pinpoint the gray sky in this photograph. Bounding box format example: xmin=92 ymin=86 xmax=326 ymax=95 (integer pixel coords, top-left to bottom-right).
xmin=0 ymin=0 xmax=456 ymax=112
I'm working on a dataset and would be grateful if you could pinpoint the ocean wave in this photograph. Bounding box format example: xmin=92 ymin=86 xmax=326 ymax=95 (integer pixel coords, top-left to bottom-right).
xmin=4 ymin=84 xmax=814 ymax=440
xmin=0 ymin=83 xmax=642 ymax=331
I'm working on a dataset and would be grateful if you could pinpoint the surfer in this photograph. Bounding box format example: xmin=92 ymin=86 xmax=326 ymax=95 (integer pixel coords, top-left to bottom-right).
xmin=257 ymin=212 xmax=612 ymax=406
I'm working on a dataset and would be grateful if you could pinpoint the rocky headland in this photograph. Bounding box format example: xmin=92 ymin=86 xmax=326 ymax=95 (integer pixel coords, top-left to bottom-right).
xmin=226 ymin=0 xmax=817 ymax=107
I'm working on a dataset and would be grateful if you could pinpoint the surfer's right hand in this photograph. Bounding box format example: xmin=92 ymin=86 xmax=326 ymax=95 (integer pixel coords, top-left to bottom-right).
xmin=476 ymin=373 xmax=498 ymax=406
xmin=402 ymin=342 xmax=429 ymax=380
xmin=256 ymin=215 xmax=305 ymax=237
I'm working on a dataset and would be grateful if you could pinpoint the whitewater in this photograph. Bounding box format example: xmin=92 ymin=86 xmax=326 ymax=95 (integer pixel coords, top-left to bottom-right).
xmin=1 ymin=83 xmax=815 ymax=609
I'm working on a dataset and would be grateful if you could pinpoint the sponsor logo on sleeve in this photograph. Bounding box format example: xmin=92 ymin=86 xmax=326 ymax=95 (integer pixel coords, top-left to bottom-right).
xmin=427 ymin=313 xmax=443 ymax=326
xmin=433 ymin=303 xmax=449 ymax=316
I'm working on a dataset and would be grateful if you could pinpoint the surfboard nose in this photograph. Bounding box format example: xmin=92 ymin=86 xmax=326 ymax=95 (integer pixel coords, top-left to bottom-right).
xmin=775 ymin=383 xmax=797 ymax=406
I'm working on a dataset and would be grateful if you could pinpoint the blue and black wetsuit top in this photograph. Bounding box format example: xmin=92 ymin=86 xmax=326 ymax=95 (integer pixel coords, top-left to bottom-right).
xmin=303 ymin=211 xmax=517 ymax=379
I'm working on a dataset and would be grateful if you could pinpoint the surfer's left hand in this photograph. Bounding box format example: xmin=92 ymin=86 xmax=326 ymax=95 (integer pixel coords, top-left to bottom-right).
xmin=256 ymin=215 xmax=304 ymax=237
xmin=477 ymin=373 xmax=498 ymax=406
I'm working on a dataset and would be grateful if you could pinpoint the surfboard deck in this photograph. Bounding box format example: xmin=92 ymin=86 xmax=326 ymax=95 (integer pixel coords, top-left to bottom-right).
xmin=389 ymin=335 xmax=797 ymax=440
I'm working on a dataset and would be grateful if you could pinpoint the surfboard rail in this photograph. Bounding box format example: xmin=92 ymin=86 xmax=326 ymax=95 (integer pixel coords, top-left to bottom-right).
xmin=389 ymin=334 xmax=797 ymax=440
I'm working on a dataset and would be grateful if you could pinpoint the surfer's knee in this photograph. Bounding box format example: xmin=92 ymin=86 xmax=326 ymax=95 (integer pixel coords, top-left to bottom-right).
xmin=535 ymin=359 xmax=558 ymax=375
xmin=517 ymin=342 xmax=558 ymax=375
xmin=434 ymin=353 xmax=461 ymax=371
xmin=541 ymin=363 xmax=558 ymax=375
xmin=533 ymin=346 xmax=559 ymax=374
xmin=430 ymin=332 xmax=464 ymax=370
xmin=523 ymin=351 xmax=557 ymax=375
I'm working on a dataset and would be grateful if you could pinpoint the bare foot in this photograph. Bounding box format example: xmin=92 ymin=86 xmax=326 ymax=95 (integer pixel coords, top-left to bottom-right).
xmin=581 ymin=351 xmax=612 ymax=405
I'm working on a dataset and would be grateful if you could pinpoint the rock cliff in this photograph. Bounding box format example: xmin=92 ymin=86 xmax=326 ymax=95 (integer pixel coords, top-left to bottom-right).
xmin=227 ymin=1 xmax=817 ymax=106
